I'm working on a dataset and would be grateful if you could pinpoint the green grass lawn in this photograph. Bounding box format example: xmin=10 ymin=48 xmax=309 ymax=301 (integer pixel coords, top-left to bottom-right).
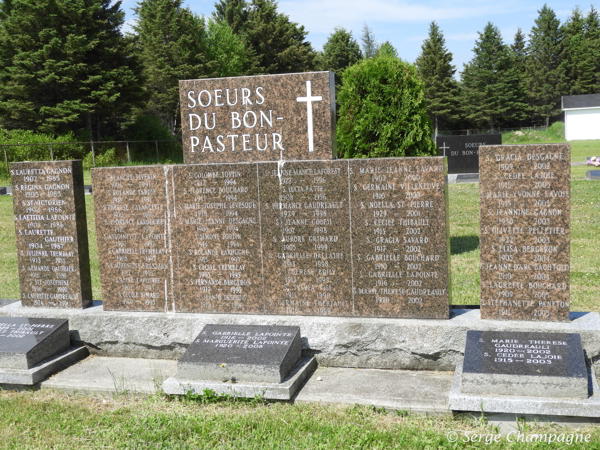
xmin=0 ymin=389 xmax=598 ymax=449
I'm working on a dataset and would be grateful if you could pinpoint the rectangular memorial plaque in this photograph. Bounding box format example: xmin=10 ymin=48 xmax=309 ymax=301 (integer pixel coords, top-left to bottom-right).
xmin=177 ymin=324 xmax=301 ymax=383
xmin=0 ymin=317 xmax=69 ymax=369
xmin=480 ymin=144 xmax=570 ymax=322
xmin=12 ymin=160 xmax=92 ymax=308
xmin=462 ymin=330 xmax=588 ymax=398
xmin=437 ymin=134 xmax=502 ymax=174
xmin=92 ymin=166 xmax=174 ymax=311
xmin=180 ymin=72 xmax=336 ymax=164
xmin=172 ymin=164 xmax=263 ymax=313
xmin=350 ymin=158 xmax=451 ymax=318
xmin=93 ymin=157 xmax=451 ymax=317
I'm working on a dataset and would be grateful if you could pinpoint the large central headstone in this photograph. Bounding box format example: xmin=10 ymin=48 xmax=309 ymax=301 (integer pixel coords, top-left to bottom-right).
xmin=11 ymin=161 xmax=92 ymax=308
xmin=479 ymin=144 xmax=571 ymax=321
xmin=180 ymin=72 xmax=336 ymax=164
xmin=93 ymin=158 xmax=451 ymax=318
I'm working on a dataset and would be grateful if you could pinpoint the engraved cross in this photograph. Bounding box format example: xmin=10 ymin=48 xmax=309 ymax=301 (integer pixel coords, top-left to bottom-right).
xmin=296 ymin=80 xmax=322 ymax=153
xmin=439 ymin=142 xmax=450 ymax=155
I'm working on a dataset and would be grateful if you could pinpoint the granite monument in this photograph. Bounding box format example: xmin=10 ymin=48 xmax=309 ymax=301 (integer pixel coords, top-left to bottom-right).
xmin=436 ymin=134 xmax=502 ymax=174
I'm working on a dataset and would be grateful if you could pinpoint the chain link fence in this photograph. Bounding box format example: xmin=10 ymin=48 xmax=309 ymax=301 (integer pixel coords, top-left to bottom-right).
xmin=0 ymin=139 xmax=182 ymax=176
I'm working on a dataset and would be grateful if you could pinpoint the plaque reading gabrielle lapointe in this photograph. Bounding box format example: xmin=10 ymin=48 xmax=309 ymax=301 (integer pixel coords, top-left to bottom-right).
xmin=479 ymin=144 xmax=571 ymax=322
xmin=180 ymin=72 xmax=336 ymax=164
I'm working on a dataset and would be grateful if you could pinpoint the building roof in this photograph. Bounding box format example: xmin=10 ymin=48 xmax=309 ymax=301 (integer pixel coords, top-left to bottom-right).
xmin=562 ymin=94 xmax=600 ymax=110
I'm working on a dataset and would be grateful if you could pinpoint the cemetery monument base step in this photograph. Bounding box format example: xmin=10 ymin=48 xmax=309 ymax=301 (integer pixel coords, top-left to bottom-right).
xmin=162 ymin=356 xmax=316 ymax=400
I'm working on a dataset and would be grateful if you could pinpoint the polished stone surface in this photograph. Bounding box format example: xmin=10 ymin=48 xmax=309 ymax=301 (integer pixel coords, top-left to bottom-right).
xmin=177 ymin=324 xmax=301 ymax=383
xmin=479 ymin=144 xmax=571 ymax=321
xmin=461 ymin=330 xmax=587 ymax=398
xmin=94 ymin=158 xmax=450 ymax=318
xmin=0 ymin=317 xmax=69 ymax=369
xmin=11 ymin=160 xmax=92 ymax=308
xmin=92 ymin=166 xmax=174 ymax=312
xmin=585 ymin=170 xmax=600 ymax=180
xmin=437 ymin=134 xmax=501 ymax=174
xmin=180 ymin=72 xmax=336 ymax=164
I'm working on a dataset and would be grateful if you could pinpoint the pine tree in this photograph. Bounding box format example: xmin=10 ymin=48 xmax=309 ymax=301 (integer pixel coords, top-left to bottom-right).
xmin=415 ymin=22 xmax=459 ymax=136
xmin=376 ymin=41 xmax=398 ymax=58
xmin=0 ymin=0 xmax=144 ymax=137
xmin=511 ymin=28 xmax=527 ymax=68
xmin=460 ymin=22 xmax=527 ymax=131
xmin=321 ymin=27 xmax=362 ymax=82
xmin=524 ymin=4 xmax=563 ymax=127
xmin=360 ymin=23 xmax=378 ymax=58
xmin=214 ymin=0 xmax=316 ymax=74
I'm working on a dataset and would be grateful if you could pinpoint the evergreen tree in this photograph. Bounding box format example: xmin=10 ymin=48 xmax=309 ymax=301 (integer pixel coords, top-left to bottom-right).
xmin=214 ymin=0 xmax=316 ymax=74
xmin=134 ymin=0 xmax=247 ymax=133
xmin=585 ymin=6 xmax=600 ymax=91
xmin=360 ymin=23 xmax=377 ymax=58
xmin=376 ymin=41 xmax=398 ymax=58
xmin=524 ymin=4 xmax=563 ymax=127
xmin=511 ymin=28 xmax=527 ymax=68
xmin=0 ymin=0 xmax=144 ymax=137
xmin=321 ymin=27 xmax=362 ymax=82
xmin=415 ymin=22 xmax=459 ymax=136
xmin=460 ymin=22 xmax=527 ymax=131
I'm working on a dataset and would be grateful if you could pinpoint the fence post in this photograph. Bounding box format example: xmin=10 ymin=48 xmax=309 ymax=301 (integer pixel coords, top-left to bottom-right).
xmin=49 ymin=144 xmax=53 ymax=161
xmin=91 ymin=141 xmax=96 ymax=167
xmin=155 ymin=141 xmax=159 ymax=162
xmin=126 ymin=141 xmax=131 ymax=163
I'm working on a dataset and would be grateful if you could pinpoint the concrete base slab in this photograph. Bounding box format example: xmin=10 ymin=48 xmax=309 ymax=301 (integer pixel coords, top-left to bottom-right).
xmin=447 ymin=174 xmax=480 ymax=184
xmin=2 ymin=302 xmax=599 ymax=375
xmin=0 ymin=345 xmax=88 ymax=386
xmin=41 ymin=355 xmax=176 ymax=396
xmin=295 ymin=366 xmax=452 ymax=414
xmin=449 ymin=361 xmax=600 ymax=418
xmin=163 ymin=357 xmax=316 ymax=400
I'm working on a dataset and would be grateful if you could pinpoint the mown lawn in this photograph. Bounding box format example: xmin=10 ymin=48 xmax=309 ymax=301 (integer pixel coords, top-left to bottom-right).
xmin=0 ymin=389 xmax=598 ymax=449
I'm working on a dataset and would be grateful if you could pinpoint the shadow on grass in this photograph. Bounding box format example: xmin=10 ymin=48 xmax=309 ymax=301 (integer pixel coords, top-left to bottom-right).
xmin=451 ymin=235 xmax=479 ymax=255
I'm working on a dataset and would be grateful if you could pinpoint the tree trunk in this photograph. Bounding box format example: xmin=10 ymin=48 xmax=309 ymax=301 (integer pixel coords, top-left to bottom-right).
xmin=434 ymin=115 xmax=438 ymax=140
xmin=545 ymin=116 xmax=549 ymax=130
xmin=97 ymin=115 xmax=101 ymax=141
xmin=86 ymin=113 xmax=93 ymax=141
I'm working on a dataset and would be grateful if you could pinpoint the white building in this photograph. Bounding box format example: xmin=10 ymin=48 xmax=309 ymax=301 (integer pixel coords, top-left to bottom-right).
xmin=561 ymin=94 xmax=600 ymax=141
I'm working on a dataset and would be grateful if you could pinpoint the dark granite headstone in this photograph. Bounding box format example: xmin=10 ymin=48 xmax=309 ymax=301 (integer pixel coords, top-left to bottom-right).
xmin=479 ymin=144 xmax=570 ymax=321
xmin=180 ymin=72 xmax=336 ymax=164
xmin=11 ymin=161 xmax=92 ymax=308
xmin=585 ymin=170 xmax=600 ymax=180
xmin=436 ymin=134 xmax=501 ymax=174
xmin=462 ymin=330 xmax=588 ymax=398
xmin=92 ymin=166 xmax=174 ymax=311
xmin=177 ymin=324 xmax=301 ymax=383
xmin=0 ymin=317 xmax=69 ymax=369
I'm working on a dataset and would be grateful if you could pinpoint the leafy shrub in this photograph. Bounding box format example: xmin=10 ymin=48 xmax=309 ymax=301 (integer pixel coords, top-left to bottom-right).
xmin=502 ymin=122 xmax=565 ymax=144
xmin=83 ymin=148 xmax=120 ymax=170
xmin=0 ymin=130 xmax=84 ymax=174
xmin=337 ymin=56 xmax=436 ymax=158
xmin=122 ymin=115 xmax=182 ymax=162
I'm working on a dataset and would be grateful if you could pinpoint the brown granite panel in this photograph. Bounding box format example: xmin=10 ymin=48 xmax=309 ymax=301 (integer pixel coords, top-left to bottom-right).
xmin=172 ymin=163 xmax=263 ymax=313
xmin=92 ymin=166 xmax=174 ymax=312
xmin=259 ymin=160 xmax=353 ymax=316
xmin=180 ymin=72 xmax=336 ymax=164
xmin=11 ymin=160 xmax=92 ymax=308
xmin=479 ymin=144 xmax=571 ymax=322
xmin=350 ymin=158 xmax=450 ymax=318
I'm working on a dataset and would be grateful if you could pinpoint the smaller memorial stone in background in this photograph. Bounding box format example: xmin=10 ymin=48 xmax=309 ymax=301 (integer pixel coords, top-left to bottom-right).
xmin=479 ymin=143 xmax=570 ymax=321
xmin=177 ymin=324 xmax=301 ymax=383
xmin=436 ymin=134 xmax=501 ymax=174
xmin=180 ymin=72 xmax=336 ymax=164
xmin=12 ymin=161 xmax=92 ymax=308
xmin=585 ymin=170 xmax=600 ymax=181
xmin=461 ymin=330 xmax=588 ymax=398
xmin=0 ymin=317 xmax=69 ymax=369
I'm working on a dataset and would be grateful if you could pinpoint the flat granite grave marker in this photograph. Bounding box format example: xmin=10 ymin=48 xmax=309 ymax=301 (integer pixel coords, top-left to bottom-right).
xmin=0 ymin=317 xmax=87 ymax=385
xmin=479 ymin=144 xmax=570 ymax=321
xmin=437 ymin=134 xmax=501 ymax=174
xmin=585 ymin=170 xmax=600 ymax=180
xmin=92 ymin=166 xmax=174 ymax=312
xmin=180 ymin=72 xmax=336 ymax=164
xmin=163 ymin=324 xmax=315 ymax=399
xmin=461 ymin=330 xmax=588 ymax=398
xmin=12 ymin=161 xmax=92 ymax=308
